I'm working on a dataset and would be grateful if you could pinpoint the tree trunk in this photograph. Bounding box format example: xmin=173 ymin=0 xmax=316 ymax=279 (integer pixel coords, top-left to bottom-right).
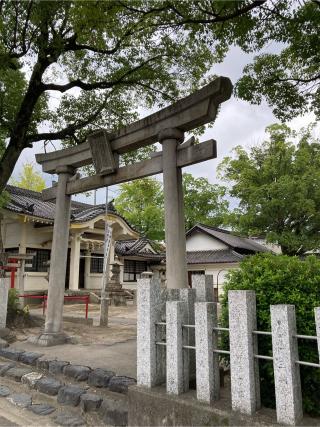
xmin=0 ymin=141 xmax=25 ymax=193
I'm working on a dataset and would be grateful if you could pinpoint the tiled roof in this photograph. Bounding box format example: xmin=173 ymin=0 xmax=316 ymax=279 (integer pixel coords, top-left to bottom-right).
xmin=186 ymin=249 xmax=244 ymax=264
xmin=4 ymin=185 xmax=124 ymax=225
xmin=115 ymin=238 xmax=163 ymax=260
xmin=186 ymin=224 xmax=269 ymax=253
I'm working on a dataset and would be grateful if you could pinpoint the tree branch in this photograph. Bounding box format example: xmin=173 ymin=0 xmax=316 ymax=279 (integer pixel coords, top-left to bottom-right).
xmin=167 ymin=0 xmax=267 ymax=26
xmin=42 ymin=55 xmax=164 ymax=93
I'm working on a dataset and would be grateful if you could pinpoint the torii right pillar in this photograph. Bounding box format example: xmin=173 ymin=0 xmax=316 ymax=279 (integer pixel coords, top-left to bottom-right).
xmin=159 ymin=128 xmax=188 ymax=289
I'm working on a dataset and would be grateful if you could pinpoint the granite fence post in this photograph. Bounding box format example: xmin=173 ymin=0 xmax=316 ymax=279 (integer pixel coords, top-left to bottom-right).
xmin=179 ymin=288 xmax=196 ymax=387
xmin=228 ymin=290 xmax=260 ymax=415
xmin=315 ymin=308 xmax=320 ymax=363
xmin=195 ymin=302 xmax=219 ymax=403
xmin=192 ymin=274 xmax=214 ymax=302
xmin=0 ymin=277 xmax=10 ymax=329
xmin=137 ymin=276 xmax=165 ymax=387
xmin=271 ymin=305 xmax=303 ymax=425
xmin=166 ymin=300 xmax=189 ymax=395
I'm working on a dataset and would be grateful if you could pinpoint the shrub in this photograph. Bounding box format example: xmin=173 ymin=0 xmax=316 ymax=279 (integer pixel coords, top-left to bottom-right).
xmin=220 ymin=253 xmax=320 ymax=416
xmin=6 ymin=289 xmax=29 ymax=325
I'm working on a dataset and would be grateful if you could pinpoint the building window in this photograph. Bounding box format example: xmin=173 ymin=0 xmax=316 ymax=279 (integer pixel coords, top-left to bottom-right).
xmin=26 ymin=248 xmax=50 ymax=272
xmin=90 ymin=254 xmax=104 ymax=273
xmin=123 ymin=260 xmax=148 ymax=282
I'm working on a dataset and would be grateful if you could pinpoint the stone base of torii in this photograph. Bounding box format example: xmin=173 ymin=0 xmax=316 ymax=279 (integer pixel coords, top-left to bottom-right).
xmin=27 ymin=76 xmax=232 ymax=346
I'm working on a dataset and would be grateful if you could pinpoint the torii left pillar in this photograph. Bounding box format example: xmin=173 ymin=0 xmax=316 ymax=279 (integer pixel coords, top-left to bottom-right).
xmin=29 ymin=165 xmax=74 ymax=346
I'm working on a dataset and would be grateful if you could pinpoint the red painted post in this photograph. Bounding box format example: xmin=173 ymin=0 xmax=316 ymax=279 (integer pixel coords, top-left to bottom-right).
xmin=85 ymin=296 xmax=89 ymax=319
xmin=10 ymin=270 xmax=15 ymax=289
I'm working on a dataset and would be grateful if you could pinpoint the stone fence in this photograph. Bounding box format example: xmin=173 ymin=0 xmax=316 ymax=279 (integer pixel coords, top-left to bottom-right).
xmin=137 ymin=275 xmax=320 ymax=426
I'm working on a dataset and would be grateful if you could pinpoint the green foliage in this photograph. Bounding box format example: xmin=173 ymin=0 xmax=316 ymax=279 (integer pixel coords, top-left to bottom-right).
xmin=236 ymin=1 xmax=320 ymax=120
xmin=220 ymin=253 xmax=320 ymax=415
xmin=114 ymin=173 xmax=228 ymax=240
xmin=2 ymin=1 xmax=318 ymax=191
xmin=183 ymin=173 xmax=228 ymax=231
xmin=11 ymin=162 xmax=46 ymax=192
xmin=7 ymin=288 xmax=20 ymax=317
xmin=218 ymin=123 xmax=320 ymax=255
xmin=115 ymin=178 xmax=164 ymax=241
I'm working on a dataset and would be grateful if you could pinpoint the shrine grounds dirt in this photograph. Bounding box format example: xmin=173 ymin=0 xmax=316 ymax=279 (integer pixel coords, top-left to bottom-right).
xmin=9 ymin=303 xmax=137 ymax=378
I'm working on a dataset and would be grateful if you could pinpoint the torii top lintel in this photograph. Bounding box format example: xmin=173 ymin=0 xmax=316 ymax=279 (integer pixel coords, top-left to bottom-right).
xmin=36 ymin=76 xmax=232 ymax=174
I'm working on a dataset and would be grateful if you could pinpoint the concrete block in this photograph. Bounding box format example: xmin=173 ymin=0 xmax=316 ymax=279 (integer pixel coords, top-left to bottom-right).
xmin=271 ymin=305 xmax=303 ymax=425
xmin=195 ymin=302 xmax=219 ymax=403
xmin=166 ymin=301 xmax=189 ymax=395
xmin=192 ymin=275 xmax=214 ymax=302
xmin=137 ymin=277 xmax=165 ymax=387
xmin=315 ymin=308 xmax=320 ymax=363
xmin=228 ymin=290 xmax=260 ymax=415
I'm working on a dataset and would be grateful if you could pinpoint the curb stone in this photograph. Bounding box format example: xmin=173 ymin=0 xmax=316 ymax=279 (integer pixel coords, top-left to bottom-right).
xmin=57 ymin=385 xmax=87 ymax=406
xmin=63 ymin=365 xmax=91 ymax=381
xmin=80 ymin=393 xmax=103 ymax=412
xmin=36 ymin=377 xmax=64 ymax=396
xmin=28 ymin=403 xmax=56 ymax=415
xmin=19 ymin=351 xmax=43 ymax=366
xmin=5 ymin=367 xmax=33 ymax=382
xmin=7 ymin=393 xmax=32 ymax=408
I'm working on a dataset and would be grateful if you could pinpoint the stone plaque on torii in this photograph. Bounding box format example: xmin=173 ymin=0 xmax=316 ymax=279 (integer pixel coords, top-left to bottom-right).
xmin=30 ymin=76 xmax=232 ymax=346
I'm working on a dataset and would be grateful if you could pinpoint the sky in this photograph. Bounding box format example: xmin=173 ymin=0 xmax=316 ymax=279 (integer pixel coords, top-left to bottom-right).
xmin=11 ymin=46 xmax=317 ymax=206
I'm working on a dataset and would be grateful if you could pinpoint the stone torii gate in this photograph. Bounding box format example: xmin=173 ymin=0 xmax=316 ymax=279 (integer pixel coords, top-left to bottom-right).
xmin=30 ymin=76 xmax=232 ymax=346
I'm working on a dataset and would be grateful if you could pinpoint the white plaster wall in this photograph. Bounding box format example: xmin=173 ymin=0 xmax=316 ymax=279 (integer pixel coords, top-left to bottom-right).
xmin=84 ymin=274 xmax=103 ymax=290
xmin=3 ymin=221 xmax=22 ymax=248
xmin=24 ymin=273 xmax=48 ymax=291
xmin=25 ymin=224 xmax=52 ymax=248
xmin=188 ymin=262 xmax=239 ymax=297
xmin=186 ymin=233 xmax=228 ymax=251
xmin=7 ymin=272 xmax=48 ymax=292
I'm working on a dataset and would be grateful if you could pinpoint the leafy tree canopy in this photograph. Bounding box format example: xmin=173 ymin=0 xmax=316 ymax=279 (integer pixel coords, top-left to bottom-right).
xmin=2 ymin=0 xmax=319 ymax=195
xmin=10 ymin=162 xmax=46 ymax=192
xmin=114 ymin=173 xmax=228 ymax=240
xmin=115 ymin=177 xmax=164 ymax=241
xmin=218 ymin=123 xmax=320 ymax=255
xmin=183 ymin=173 xmax=228 ymax=231
xmin=236 ymin=0 xmax=320 ymax=121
